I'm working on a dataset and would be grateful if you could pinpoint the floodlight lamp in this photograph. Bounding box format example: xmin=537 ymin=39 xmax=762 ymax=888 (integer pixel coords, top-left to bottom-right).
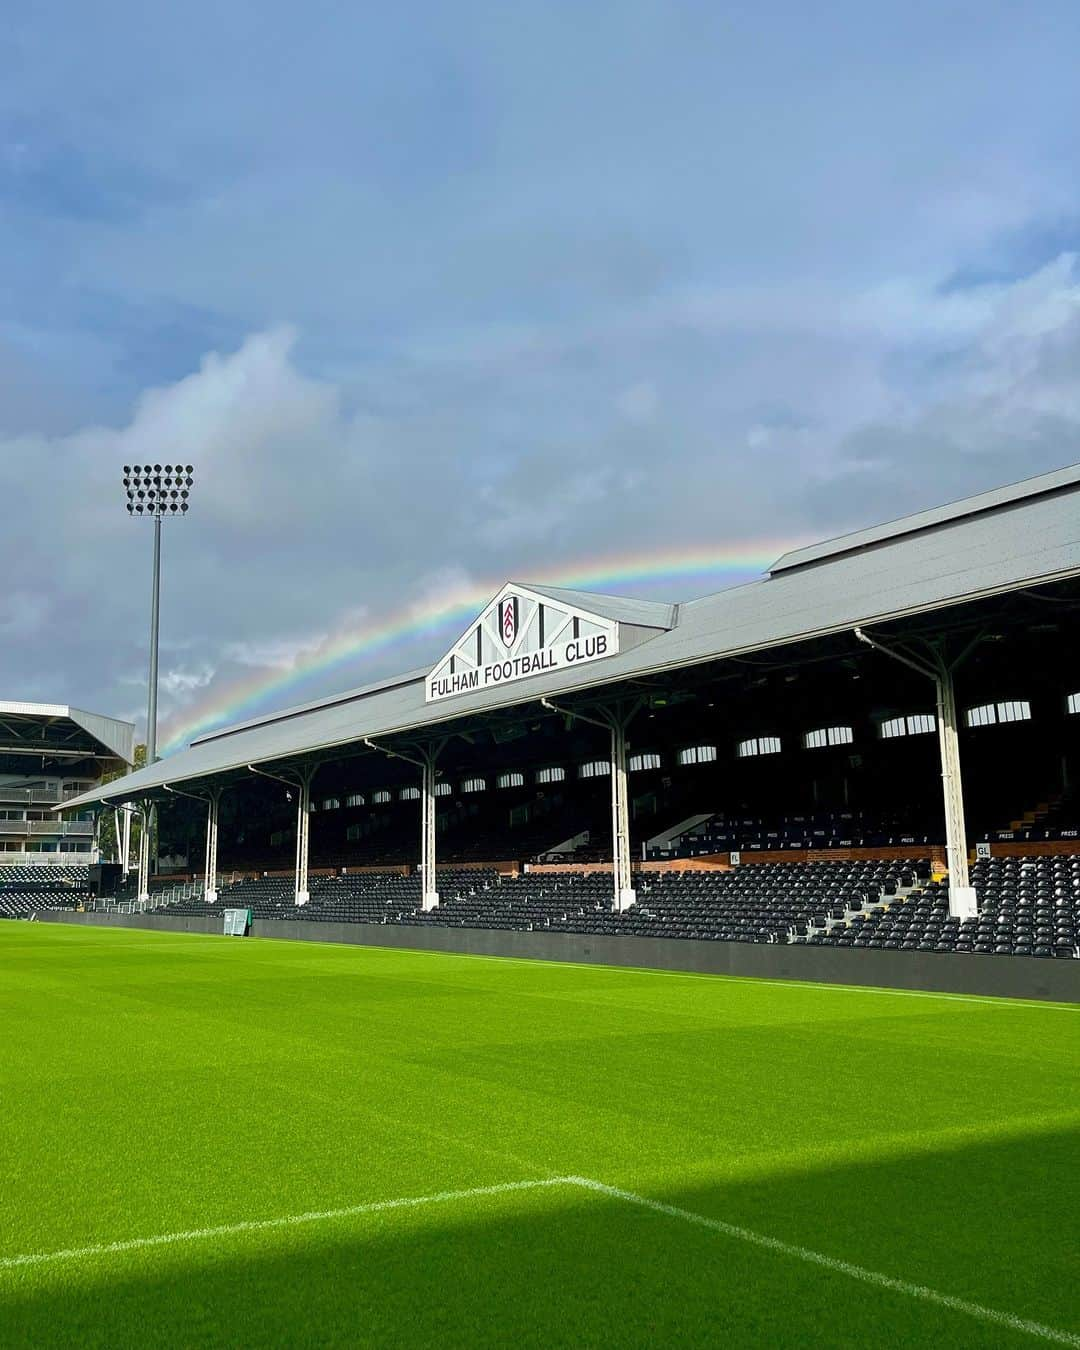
xmin=180 ymin=489 xmax=189 ymax=499
xmin=153 ymin=463 xmax=162 ymax=473
xmin=180 ymin=502 xmax=189 ymax=512
xmin=165 ymin=463 xmax=173 ymax=474
xmin=126 ymin=503 xmax=134 ymax=513
xmin=186 ymin=464 xmax=193 ymax=474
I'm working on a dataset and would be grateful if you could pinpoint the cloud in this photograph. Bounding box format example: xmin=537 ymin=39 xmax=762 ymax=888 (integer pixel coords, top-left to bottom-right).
xmin=4 ymin=249 xmax=1079 ymax=747
xmin=3 ymin=1 xmax=1080 ymax=744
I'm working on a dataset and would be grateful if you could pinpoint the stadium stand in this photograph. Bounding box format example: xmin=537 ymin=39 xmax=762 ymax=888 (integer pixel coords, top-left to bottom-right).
xmin=137 ymin=852 xmax=1080 ymax=960
xmin=49 ymin=466 xmax=1080 ymax=983
xmin=0 ymin=864 xmax=89 ymax=918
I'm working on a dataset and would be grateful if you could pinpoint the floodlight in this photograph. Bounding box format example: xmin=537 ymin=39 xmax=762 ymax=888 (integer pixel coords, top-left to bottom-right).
xmin=122 ymin=464 xmax=196 ymax=766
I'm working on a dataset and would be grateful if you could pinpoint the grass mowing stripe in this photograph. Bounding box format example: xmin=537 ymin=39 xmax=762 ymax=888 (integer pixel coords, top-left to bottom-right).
xmin=573 ymin=1177 xmax=1080 ymax=1347
xmin=248 ymin=933 xmax=1080 ymax=1011
xmin=41 ymin=924 xmax=1080 ymax=1010
xmin=0 ymin=1177 xmax=573 ymax=1272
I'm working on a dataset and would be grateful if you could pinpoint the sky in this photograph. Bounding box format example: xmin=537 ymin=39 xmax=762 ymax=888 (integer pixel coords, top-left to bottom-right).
xmin=3 ymin=0 xmax=1080 ymax=753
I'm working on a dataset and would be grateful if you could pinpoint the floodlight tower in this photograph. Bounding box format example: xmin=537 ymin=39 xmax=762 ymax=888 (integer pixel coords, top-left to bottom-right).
xmin=123 ymin=464 xmax=194 ymax=765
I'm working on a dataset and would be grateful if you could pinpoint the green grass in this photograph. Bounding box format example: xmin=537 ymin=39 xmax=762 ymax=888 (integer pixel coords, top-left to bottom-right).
xmin=0 ymin=924 xmax=1077 ymax=1348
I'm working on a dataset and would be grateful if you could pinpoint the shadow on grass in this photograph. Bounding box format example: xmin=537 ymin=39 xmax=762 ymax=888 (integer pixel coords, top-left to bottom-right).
xmin=2 ymin=1127 xmax=1077 ymax=1349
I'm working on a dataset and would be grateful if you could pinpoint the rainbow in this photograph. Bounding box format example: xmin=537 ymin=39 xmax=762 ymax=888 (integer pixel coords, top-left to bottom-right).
xmin=158 ymin=538 xmax=801 ymax=754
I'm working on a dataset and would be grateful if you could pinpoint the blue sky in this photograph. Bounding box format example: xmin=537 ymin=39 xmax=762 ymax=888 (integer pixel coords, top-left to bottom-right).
xmin=3 ymin=0 xmax=1080 ymax=742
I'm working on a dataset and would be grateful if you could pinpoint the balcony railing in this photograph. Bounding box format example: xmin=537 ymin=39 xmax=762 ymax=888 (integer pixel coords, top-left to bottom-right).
xmin=0 ymin=850 xmax=95 ymax=865
xmin=0 ymin=819 xmax=94 ymax=836
xmin=0 ymin=786 xmax=65 ymax=805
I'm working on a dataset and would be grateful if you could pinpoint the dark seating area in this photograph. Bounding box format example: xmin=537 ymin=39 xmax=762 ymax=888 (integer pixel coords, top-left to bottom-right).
xmin=647 ymin=809 xmax=939 ymax=860
xmin=17 ymin=848 xmax=1079 ymax=961
xmin=800 ymin=855 xmax=1080 ymax=959
xmin=0 ymin=864 xmax=89 ymax=918
xmin=156 ymin=858 xmax=939 ymax=946
xmin=164 ymin=869 xmax=502 ymax=923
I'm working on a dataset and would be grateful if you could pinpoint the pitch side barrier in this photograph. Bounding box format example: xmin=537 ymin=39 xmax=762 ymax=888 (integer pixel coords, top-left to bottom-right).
xmin=39 ymin=910 xmax=1079 ymax=1003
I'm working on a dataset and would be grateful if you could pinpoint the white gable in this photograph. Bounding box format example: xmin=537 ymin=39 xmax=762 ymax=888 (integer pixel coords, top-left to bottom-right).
xmin=427 ymin=585 xmax=620 ymax=703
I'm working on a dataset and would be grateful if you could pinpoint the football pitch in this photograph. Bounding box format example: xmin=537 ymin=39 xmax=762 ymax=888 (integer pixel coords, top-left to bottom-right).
xmin=1 ymin=925 xmax=1077 ymax=1348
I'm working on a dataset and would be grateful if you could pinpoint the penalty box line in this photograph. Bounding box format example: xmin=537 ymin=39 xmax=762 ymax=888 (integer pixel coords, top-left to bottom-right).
xmin=2 ymin=1174 xmax=1076 ymax=1347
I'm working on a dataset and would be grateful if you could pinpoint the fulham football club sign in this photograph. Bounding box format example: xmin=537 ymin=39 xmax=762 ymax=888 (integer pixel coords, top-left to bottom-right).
xmin=426 ymin=586 xmax=620 ymax=702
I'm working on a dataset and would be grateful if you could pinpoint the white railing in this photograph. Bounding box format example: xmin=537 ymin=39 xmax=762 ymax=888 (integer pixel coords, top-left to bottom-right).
xmin=0 ymin=786 xmax=64 ymax=805
xmin=25 ymin=819 xmax=94 ymax=836
xmin=1 ymin=820 xmax=94 ymax=836
xmin=0 ymin=850 xmax=95 ymax=866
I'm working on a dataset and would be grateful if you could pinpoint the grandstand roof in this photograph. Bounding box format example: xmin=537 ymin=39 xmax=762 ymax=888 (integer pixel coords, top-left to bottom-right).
xmin=769 ymin=461 xmax=1080 ymax=574
xmin=62 ymin=462 xmax=1080 ymax=810
xmin=0 ymin=701 xmax=135 ymax=765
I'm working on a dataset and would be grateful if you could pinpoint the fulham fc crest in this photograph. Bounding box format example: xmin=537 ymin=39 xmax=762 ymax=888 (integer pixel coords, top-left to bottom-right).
xmin=499 ymin=595 xmax=519 ymax=649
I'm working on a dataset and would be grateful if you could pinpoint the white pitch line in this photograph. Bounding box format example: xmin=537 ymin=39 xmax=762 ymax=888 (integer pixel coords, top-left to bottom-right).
xmin=4 ymin=1173 xmax=1077 ymax=1347
xmin=569 ymin=1177 xmax=1080 ymax=1348
xmin=0 ymin=1177 xmax=573 ymax=1273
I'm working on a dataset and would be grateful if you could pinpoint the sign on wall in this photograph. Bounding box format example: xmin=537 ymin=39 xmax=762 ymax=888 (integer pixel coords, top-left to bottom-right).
xmin=427 ymin=587 xmax=620 ymax=703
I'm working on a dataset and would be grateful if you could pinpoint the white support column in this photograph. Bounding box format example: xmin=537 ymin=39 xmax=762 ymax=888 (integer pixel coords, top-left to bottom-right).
xmin=204 ymin=790 xmax=221 ymax=903
xmin=121 ymin=804 xmax=132 ymax=874
xmin=420 ymin=748 xmax=440 ymax=911
xmin=854 ymin=628 xmax=976 ymax=921
xmin=136 ymin=805 xmax=150 ymax=902
xmin=294 ymin=768 xmax=314 ymax=906
xmin=611 ymin=720 xmax=636 ymax=912
xmin=541 ymin=697 xmax=640 ymax=913
xmin=363 ymin=737 xmax=444 ymax=911
xmin=936 ymin=667 xmax=976 ymax=918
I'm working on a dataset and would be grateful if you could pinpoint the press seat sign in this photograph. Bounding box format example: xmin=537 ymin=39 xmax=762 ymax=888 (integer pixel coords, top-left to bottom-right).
xmin=427 ymin=596 xmax=619 ymax=702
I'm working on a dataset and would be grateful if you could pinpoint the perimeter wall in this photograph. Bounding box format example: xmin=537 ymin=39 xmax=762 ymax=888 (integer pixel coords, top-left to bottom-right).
xmin=38 ymin=910 xmax=1079 ymax=1003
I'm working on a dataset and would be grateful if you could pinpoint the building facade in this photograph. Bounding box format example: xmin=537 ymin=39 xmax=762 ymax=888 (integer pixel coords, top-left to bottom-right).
xmin=0 ymin=701 xmax=135 ymax=866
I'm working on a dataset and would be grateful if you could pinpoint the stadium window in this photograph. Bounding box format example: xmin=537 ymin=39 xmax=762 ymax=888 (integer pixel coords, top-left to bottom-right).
xmin=536 ymin=766 xmax=566 ymax=784
xmin=1068 ymin=692 xmax=1080 ymax=716
xmin=497 ymin=771 xmax=525 ymax=789
xmin=461 ymin=777 xmax=486 ymax=793
xmin=737 ymin=736 xmax=781 ymax=758
xmin=344 ymin=793 xmax=365 ymax=808
xmin=346 ymin=824 xmax=360 ymax=841
xmin=803 ymin=726 xmax=854 ymax=750
xmin=880 ymin=713 xmax=936 ymax=740
xmin=372 ymin=790 xmax=391 ymax=804
xmin=629 ymin=753 xmax=662 ymax=772
xmin=321 ymin=797 xmax=340 ymax=811
xmin=677 ymin=745 xmax=717 ymax=766
xmin=579 ymin=760 xmax=611 ymax=779
xmin=965 ymin=701 xmax=1032 ymax=728
xmin=399 ymin=787 xmax=420 ymax=802
xmin=434 ymin=781 xmax=452 ymax=797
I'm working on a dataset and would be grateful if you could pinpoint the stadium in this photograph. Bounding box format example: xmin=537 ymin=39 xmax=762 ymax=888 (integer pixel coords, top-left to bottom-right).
xmin=5 ymin=9 xmax=1080 ymax=1341
xmin=2 ymin=464 xmax=1078 ymax=1346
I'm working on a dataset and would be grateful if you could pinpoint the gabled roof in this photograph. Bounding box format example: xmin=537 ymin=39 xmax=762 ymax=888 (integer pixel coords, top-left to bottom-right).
xmin=517 ymin=584 xmax=677 ymax=630
xmin=61 ymin=464 xmax=1080 ymax=810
